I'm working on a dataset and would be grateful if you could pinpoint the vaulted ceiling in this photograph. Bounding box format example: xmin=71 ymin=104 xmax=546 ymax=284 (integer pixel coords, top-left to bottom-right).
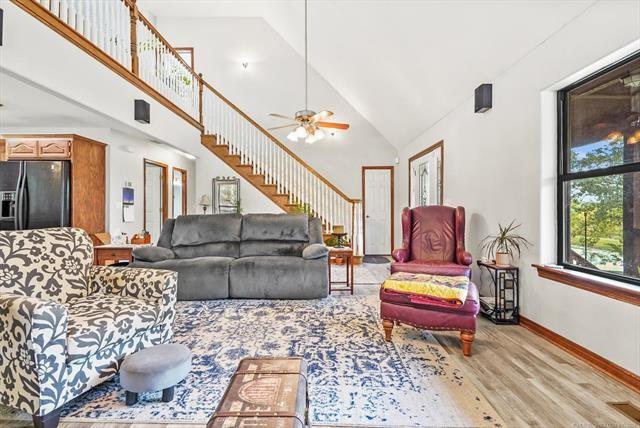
xmin=139 ymin=0 xmax=595 ymax=148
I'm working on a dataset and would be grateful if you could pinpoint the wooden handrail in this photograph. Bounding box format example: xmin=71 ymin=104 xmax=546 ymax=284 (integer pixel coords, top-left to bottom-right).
xmin=201 ymin=80 xmax=356 ymax=203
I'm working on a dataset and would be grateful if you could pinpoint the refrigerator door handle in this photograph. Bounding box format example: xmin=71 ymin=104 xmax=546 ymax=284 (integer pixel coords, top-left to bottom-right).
xmin=15 ymin=162 xmax=24 ymax=230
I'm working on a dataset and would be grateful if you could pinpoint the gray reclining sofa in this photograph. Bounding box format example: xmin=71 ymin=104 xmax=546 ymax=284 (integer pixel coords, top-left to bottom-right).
xmin=130 ymin=213 xmax=329 ymax=300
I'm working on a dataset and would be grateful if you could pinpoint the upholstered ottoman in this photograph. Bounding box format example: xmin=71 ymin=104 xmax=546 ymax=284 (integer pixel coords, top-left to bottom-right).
xmin=380 ymin=281 xmax=480 ymax=356
xmin=120 ymin=343 xmax=192 ymax=405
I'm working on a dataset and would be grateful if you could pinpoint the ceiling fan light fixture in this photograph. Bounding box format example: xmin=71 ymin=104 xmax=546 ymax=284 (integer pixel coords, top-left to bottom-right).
xmin=287 ymin=131 xmax=299 ymax=142
xmin=295 ymin=125 xmax=308 ymax=138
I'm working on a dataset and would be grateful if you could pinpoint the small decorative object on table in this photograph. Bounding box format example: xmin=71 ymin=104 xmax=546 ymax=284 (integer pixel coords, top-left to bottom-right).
xmin=120 ymin=343 xmax=192 ymax=406
xmin=328 ymin=246 xmax=354 ymax=294
xmin=480 ymin=220 xmax=532 ymax=267
xmin=131 ymin=230 xmax=151 ymax=244
xmin=208 ymin=357 xmax=309 ymax=428
xmin=331 ymin=224 xmax=348 ymax=248
xmin=199 ymin=194 xmax=211 ymax=214
xmin=477 ymin=260 xmax=520 ymax=324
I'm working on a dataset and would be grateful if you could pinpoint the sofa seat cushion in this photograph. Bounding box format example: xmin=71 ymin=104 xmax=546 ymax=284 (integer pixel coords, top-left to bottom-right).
xmin=229 ymin=256 xmax=328 ymax=299
xmin=391 ymin=260 xmax=471 ymax=277
xmin=131 ymin=257 xmax=234 ymax=300
xmin=66 ymin=293 xmax=162 ymax=362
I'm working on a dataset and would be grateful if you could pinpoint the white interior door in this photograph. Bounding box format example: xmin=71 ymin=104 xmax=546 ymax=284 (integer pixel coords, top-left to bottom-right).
xmin=364 ymin=168 xmax=392 ymax=255
xmin=145 ymin=163 xmax=164 ymax=243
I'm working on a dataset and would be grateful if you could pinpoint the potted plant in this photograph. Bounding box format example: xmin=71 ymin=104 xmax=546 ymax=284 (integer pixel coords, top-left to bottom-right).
xmin=481 ymin=220 xmax=532 ymax=266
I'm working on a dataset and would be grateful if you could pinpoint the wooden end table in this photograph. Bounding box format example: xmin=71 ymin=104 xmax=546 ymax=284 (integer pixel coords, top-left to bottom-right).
xmin=93 ymin=244 xmax=135 ymax=266
xmin=328 ymin=247 xmax=354 ymax=294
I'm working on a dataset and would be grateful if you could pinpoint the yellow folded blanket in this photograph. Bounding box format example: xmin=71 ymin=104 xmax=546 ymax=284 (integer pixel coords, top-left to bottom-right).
xmin=383 ymin=272 xmax=469 ymax=305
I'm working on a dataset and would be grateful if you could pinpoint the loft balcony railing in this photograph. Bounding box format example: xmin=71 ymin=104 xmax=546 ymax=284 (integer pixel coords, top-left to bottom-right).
xmin=12 ymin=0 xmax=363 ymax=255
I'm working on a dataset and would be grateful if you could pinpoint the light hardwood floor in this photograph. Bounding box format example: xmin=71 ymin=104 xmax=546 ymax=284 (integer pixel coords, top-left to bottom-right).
xmin=4 ymin=274 xmax=639 ymax=427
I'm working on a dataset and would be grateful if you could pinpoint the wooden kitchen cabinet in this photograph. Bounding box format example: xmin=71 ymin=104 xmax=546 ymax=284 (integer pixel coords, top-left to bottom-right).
xmin=0 ymin=134 xmax=106 ymax=236
xmin=6 ymin=140 xmax=39 ymax=158
xmin=38 ymin=139 xmax=72 ymax=158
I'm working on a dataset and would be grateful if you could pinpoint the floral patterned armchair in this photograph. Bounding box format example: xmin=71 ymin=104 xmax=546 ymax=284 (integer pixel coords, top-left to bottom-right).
xmin=0 ymin=228 xmax=178 ymax=428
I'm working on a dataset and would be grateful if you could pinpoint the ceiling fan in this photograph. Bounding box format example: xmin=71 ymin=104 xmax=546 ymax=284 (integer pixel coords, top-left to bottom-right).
xmin=268 ymin=0 xmax=350 ymax=144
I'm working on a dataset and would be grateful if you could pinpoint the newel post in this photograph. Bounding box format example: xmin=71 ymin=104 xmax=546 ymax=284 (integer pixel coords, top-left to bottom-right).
xmin=129 ymin=0 xmax=139 ymax=75
xmin=198 ymin=73 xmax=204 ymax=126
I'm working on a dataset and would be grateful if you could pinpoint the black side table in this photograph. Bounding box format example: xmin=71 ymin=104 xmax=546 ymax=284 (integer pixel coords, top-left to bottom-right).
xmin=477 ymin=260 xmax=519 ymax=324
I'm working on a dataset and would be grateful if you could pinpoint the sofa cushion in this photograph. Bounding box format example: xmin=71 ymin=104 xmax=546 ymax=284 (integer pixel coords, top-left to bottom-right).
xmin=302 ymin=243 xmax=329 ymax=260
xmin=241 ymin=214 xmax=309 ymax=242
xmin=0 ymin=228 xmax=93 ymax=304
xmin=239 ymin=241 xmax=307 ymax=258
xmin=132 ymin=246 xmax=175 ymax=262
xmin=66 ymin=293 xmax=162 ymax=362
xmin=171 ymin=214 xmax=242 ymax=247
xmin=131 ymin=256 xmax=233 ymax=300
xmin=229 ymin=256 xmax=328 ymax=299
xmin=173 ymin=242 xmax=240 ymax=259
xmin=157 ymin=218 xmax=175 ymax=249
xmin=391 ymin=260 xmax=471 ymax=278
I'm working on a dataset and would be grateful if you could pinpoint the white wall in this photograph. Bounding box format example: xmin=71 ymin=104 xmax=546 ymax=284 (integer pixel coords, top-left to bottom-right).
xmin=107 ymin=130 xmax=196 ymax=239
xmin=0 ymin=127 xmax=196 ymax=241
xmin=154 ymin=16 xmax=397 ymax=199
xmin=396 ymin=2 xmax=640 ymax=374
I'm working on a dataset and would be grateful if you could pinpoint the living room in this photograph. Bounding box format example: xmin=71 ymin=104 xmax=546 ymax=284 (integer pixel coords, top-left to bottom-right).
xmin=0 ymin=0 xmax=639 ymax=427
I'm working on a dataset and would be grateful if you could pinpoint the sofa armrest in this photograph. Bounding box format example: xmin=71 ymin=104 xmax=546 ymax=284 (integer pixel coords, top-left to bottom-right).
xmin=0 ymin=293 xmax=68 ymax=416
xmin=457 ymin=250 xmax=473 ymax=266
xmin=132 ymin=246 xmax=175 ymax=262
xmin=392 ymin=248 xmax=409 ymax=263
xmin=302 ymin=243 xmax=329 ymax=260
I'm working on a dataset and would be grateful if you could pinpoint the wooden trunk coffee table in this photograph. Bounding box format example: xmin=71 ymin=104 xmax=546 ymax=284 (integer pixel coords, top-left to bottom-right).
xmin=328 ymin=247 xmax=354 ymax=295
xmin=208 ymin=357 xmax=309 ymax=428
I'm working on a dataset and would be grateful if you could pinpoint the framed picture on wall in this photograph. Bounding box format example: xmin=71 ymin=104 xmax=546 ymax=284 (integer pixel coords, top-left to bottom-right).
xmin=212 ymin=177 xmax=240 ymax=214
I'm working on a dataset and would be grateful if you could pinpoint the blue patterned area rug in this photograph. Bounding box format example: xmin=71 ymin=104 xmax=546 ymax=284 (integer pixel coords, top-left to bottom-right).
xmin=3 ymin=295 xmax=503 ymax=427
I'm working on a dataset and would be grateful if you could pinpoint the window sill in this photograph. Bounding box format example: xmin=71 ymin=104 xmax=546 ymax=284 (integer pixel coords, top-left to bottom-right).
xmin=532 ymin=264 xmax=640 ymax=306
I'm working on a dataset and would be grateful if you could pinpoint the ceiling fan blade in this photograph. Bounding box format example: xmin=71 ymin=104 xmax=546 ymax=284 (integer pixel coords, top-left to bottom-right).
xmin=267 ymin=123 xmax=299 ymax=130
xmin=317 ymin=121 xmax=350 ymax=130
xmin=269 ymin=113 xmax=298 ymax=121
xmin=310 ymin=110 xmax=334 ymax=122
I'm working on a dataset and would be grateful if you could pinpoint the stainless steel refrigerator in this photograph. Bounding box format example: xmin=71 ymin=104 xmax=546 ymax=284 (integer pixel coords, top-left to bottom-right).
xmin=0 ymin=160 xmax=71 ymax=230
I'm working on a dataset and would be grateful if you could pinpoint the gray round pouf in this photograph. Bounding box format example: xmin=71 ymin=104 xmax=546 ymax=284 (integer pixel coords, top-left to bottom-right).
xmin=120 ymin=343 xmax=191 ymax=405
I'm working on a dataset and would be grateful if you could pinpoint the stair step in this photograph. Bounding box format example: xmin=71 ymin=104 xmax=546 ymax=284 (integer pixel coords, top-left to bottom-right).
xmin=237 ymin=164 xmax=253 ymax=168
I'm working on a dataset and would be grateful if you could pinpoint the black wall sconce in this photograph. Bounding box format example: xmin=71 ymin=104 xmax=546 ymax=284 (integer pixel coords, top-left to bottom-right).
xmin=474 ymin=83 xmax=492 ymax=113
xmin=134 ymin=99 xmax=150 ymax=124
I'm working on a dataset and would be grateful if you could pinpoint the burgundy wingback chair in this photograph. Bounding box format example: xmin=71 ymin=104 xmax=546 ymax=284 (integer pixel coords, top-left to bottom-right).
xmin=392 ymin=205 xmax=472 ymax=278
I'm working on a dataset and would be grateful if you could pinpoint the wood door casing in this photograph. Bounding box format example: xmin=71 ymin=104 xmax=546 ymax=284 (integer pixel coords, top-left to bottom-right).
xmin=172 ymin=166 xmax=188 ymax=217
xmin=143 ymin=159 xmax=169 ymax=240
xmin=362 ymin=166 xmax=394 ymax=256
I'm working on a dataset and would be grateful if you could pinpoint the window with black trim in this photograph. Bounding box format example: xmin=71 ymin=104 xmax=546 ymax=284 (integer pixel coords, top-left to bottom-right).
xmin=558 ymin=52 xmax=640 ymax=285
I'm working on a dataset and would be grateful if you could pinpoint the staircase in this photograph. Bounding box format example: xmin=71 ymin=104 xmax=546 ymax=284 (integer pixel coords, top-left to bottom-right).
xmin=13 ymin=0 xmax=364 ymax=254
